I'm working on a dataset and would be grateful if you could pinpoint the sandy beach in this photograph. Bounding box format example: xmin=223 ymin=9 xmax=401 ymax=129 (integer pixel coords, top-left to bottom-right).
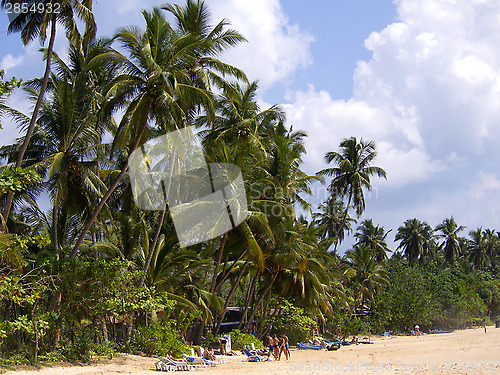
xmin=4 ymin=327 xmax=500 ymax=375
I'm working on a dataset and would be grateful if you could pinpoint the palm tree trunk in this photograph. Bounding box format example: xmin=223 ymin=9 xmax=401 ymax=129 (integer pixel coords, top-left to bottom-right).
xmin=69 ymin=117 xmax=148 ymax=259
xmin=52 ymin=199 xmax=59 ymax=253
xmin=237 ymin=273 xmax=257 ymax=329
xmin=214 ymin=250 xmax=246 ymax=294
xmin=210 ymin=233 xmax=228 ymax=294
xmin=192 ymin=234 xmax=229 ymax=345
xmin=138 ymin=150 xmax=177 ymax=289
xmin=212 ymin=258 xmax=250 ymax=337
xmin=245 ymin=272 xmax=279 ymax=331
xmin=1 ymin=15 xmax=57 ymax=233
xmin=334 ymin=187 xmax=353 ymax=241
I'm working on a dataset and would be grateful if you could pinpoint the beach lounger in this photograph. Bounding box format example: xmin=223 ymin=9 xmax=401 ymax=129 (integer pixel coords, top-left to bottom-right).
xmin=155 ymin=356 xmax=197 ymax=371
xmin=297 ymin=342 xmax=322 ymax=350
xmin=182 ymin=354 xmax=217 ymax=367
xmin=359 ymin=336 xmax=371 ymax=344
xmin=242 ymin=349 xmax=261 ymax=362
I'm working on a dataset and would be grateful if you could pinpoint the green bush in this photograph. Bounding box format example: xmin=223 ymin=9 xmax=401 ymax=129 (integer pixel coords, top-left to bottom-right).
xmin=270 ymin=300 xmax=316 ymax=345
xmin=229 ymin=329 xmax=263 ymax=350
xmin=0 ymin=352 xmax=31 ymax=370
xmin=38 ymin=350 xmax=66 ymax=364
xmin=132 ymin=322 xmax=189 ymax=358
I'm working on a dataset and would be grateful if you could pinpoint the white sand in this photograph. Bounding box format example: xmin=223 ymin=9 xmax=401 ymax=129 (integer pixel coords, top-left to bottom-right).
xmin=4 ymin=326 xmax=500 ymax=375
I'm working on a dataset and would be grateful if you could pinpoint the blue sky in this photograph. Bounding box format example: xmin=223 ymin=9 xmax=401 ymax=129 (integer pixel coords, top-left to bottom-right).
xmin=2 ymin=0 xmax=500 ymax=252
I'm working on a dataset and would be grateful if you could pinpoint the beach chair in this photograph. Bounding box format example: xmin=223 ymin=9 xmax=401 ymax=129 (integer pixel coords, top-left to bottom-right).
xmin=155 ymin=356 xmax=197 ymax=371
xmin=297 ymin=342 xmax=322 ymax=350
xmin=242 ymin=349 xmax=261 ymax=362
xmin=182 ymin=354 xmax=217 ymax=367
xmin=359 ymin=336 xmax=371 ymax=344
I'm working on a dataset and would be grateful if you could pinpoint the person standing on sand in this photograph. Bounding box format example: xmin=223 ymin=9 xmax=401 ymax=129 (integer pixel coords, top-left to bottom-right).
xmin=279 ymin=334 xmax=290 ymax=360
xmin=267 ymin=335 xmax=276 ymax=360
xmin=415 ymin=324 xmax=420 ymax=337
xmin=483 ymin=319 xmax=487 ymax=333
xmin=217 ymin=337 xmax=227 ymax=355
xmin=273 ymin=334 xmax=280 ymax=360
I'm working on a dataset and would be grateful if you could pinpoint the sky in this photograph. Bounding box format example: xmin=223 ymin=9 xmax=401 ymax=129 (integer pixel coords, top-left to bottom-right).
xmin=2 ymin=0 xmax=500 ymax=252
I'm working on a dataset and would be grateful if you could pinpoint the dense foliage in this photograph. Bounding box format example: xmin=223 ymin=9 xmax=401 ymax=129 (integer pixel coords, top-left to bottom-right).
xmin=0 ymin=0 xmax=499 ymax=367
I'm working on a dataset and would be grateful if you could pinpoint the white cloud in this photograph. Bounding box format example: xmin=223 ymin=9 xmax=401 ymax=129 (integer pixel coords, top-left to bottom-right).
xmin=283 ymin=85 xmax=439 ymax=186
xmin=0 ymin=53 xmax=25 ymax=72
xmin=209 ymin=0 xmax=313 ymax=90
xmin=92 ymin=0 xmax=313 ymax=91
xmin=469 ymin=172 xmax=500 ymax=200
xmin=285 ymin=0 xmax=500 ymax=188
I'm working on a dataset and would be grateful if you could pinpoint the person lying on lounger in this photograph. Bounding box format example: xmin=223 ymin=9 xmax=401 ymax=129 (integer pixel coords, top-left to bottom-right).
xmin=203 ymin=348 xmax=216 ymax=361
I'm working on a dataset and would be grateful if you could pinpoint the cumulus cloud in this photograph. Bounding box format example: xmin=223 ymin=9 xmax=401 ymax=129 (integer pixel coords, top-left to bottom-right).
xmin=286 ymin=0 xmax=500 ymax=183
xmin=0 ymin=53 xmax=25 ymax=72
xmin=93 ymin=0 xmax=313 ymax=91
xmin=281 ymin=0 xmax=500 ymax=243
xmin=209 ymin=0 xmax=313 ymax=90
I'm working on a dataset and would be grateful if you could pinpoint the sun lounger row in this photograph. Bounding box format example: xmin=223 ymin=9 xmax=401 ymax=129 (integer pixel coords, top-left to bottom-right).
xmin=155 ymin=356 xmax=198 ymax=371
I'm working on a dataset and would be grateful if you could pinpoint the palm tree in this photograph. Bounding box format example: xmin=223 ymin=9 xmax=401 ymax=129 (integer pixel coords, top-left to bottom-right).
xmin=313 ymin=197 xmax=355 ymax=251
xmin=435 ymin=216 xmax=465 ymax=265
xmin=69 ymin=7 xmax=216 ymax=260
xmin=395 ymin=218 xmax=435 ymax=266
xmin=317 ymin=137 xmax=386 ymax=241
xmin=343 ymin=245 xmax=389 ymax=309
xmin=0 ymin=0 xmax=95 ymax=232
xmin=354 ymin=219 xmax=392 ymax=262
xmin=163 ymin=0 xmax=247 ymax=91
xmin=1 ymin=33 xmax=117 ymax=254
xmin=200 ymin=81 xmax=285 ymax=151
xmin=468 ymin=228 xmax=490 ymax=271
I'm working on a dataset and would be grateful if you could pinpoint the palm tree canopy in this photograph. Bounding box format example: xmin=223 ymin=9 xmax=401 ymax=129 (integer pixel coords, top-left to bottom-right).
xmin=435 ymin=216 xmax=465 ymax=265
xmin=318 ymin=137 xmax=386 ymax=217
xmin=354 ymin=219 xmax=392 ymax=262
xmin=395 ymin=218 xmax=435 ymax=266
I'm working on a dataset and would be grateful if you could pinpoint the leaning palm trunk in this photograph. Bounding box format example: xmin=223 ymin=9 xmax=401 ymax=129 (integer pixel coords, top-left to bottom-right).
xmin=334 ymin=187 xmax=353 ymax=242
xmin=138 ymin=150 xmax=177 ymax=288
xmin=245 ymin=272 xmax=279 ymax=332
xmin=237 ymin=273 xmax=258 ymax=329
xmin=212 ymin=258 xmax=250 ymax=337
xmin=1 ymin=15 xmax=56 ymax=232
xmin=193 ymin=233 xmax=229 ymax=345
xmin=69 ymin=118 xmax=148 ymax=259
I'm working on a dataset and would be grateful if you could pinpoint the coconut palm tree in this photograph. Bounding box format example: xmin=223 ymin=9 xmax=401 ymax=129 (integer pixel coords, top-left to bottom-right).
xmin=162 ymin=0 xmax=247 ymax=91
xmin=0 ymin=0 xmax=95 ymax=232
xmin=395 ymin=218 xmax=435 ymax=266
xmin=200 ymin=80 xmax=285 ymax=152
xmin=343 ymin=245 xmax=389 ymax=309
xmin=313 ymin=197 xmax=355 ymax=252
xmin=69 ymin=7 xmax=216 ymax=260
xmin=354 ymin=219 xmax=392 ymax=262
xmin=1 ymin=33 xmax=118 ymax=254
xmin=317 ymin=137 xmax=386 ymax=241
xmin=468 ymin=228 xmax=490 ymax=271
xmin=435 ymin=216 xmax=465 ymax=265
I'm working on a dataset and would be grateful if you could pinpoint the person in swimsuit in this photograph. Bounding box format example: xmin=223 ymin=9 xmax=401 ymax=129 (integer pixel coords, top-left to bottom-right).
xmin=279 ymin=334 xmax=290 ymax=360
xmin=217 ymin=337 xmax=227 ymax=355
xmin=273 ymin=335 xmax=280 ymax=360
xmin=267 ymin=335 xmax=276 ymax=359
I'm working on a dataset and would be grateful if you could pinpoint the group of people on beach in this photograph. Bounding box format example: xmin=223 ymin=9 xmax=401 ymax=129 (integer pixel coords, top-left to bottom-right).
xmin=266 ymin=334 xmax=290 ymax=361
